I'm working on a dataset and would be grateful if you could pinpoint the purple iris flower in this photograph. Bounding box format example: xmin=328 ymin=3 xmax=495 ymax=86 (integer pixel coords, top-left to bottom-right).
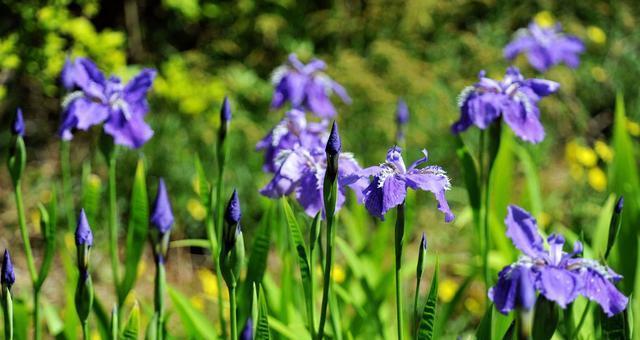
xmin=452 ymin=67 xmax=559 ymax=143
xmin=504 ymin=22 xmax=585 ymax=72
xmin=347 ymin=146 xmax=454 ymax=222
xmin=150 ymin=178 xmax=174 ymax=234
xmin=12 ymin=108 xmax=24 ymax=136
xmin=256 ymin=109 xmax=328 ymax=172
xmin=489 ymin=205 xmax=628 ymax=317
xmin=260 ymin=145 xmax=367 ymax=217
xmin=1 ymin=249 xmax=15 ymax=287
xmin=60 ymin=57 xmax=156 ymax=148
xmin=271 ymin=54 xmax=351 ymax=118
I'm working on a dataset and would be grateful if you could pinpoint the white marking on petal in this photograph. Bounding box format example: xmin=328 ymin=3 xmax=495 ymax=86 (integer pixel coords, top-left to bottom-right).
xmin=270 ymin=65 xmax=289 ymax=85
xmin=457 ymin=86 xmax=475 ymax=108
xmin=61 ymin=91 xmax=85 ymax=109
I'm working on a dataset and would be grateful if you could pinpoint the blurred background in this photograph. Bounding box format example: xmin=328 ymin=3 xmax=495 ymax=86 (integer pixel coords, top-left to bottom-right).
xmin=0 ymin=0 xmax=639 ymax=337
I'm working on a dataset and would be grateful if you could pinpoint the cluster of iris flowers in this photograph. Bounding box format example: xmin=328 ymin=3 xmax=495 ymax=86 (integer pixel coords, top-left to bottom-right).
xmin=2 ymin=15 xmax=627 ymax=340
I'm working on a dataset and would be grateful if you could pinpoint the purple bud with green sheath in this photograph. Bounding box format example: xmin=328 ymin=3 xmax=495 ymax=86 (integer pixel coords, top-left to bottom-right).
xmin=12 ymin=108 xmax=24 ymax=136
xmin=615 ymin=196 xmax=624 ymax=214
xmin=1 ymin=249 xmax=15 ymax=287
xmin=325 ymin=121 xmax=341 ymax=157
xmin=220 ymin=96 xmax=232 ymax=123
xmin=150 ymin=178 xmax=174 ymax=234
xmin=225 ymin=189 xmax=241 ymax=225
xmin=396 ymin=99 xmax=409 ymax=125
xmin=75 ymin=209 xmax=94 ymax=247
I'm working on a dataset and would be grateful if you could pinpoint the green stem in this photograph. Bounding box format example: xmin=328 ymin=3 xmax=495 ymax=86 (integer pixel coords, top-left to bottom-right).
xmin=169 ymin=239 xmax=211 ymax=249
xmin=229 ymin=285 xmax=237 ymax=340
xmin=317 ymin=214 xmax=335 ymax=340
xmin=14 ymin=182 xmax=37 ymax=282
xmin=82 ymin=321 xmax=89 ymax=340
xmin=60 ymin=141 xmax=75 ymax=231
xmin=33 ymin=289 xmax=41 ymax=340
xmin=572 ymin=301 xmax=591 ymax=338
xmin=155 ymin=260 xmax=166 ymax=340
xmin=478 ymin=131 xmax=489 ymax=292
xmin=395 ymin=204 xmax=406 ymax=340
xmin=108 ymin=149 xmax=120 ymax=311
xmin=3 ymin=288 xmax=13 ymax=340
xmin=215 ymin=141 xmax=228 ymax=339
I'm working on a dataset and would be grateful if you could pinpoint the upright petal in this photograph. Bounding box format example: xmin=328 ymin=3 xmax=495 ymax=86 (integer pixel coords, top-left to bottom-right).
xmin=504 ymin=35 xmax=537 ymax=60
xmin=305 ymin=78 xmax=337 ymax=118
xmin=504 ymin=205 xmax=545 ymax=258
xmin=123 ymin=68 xmax=156 ymax=104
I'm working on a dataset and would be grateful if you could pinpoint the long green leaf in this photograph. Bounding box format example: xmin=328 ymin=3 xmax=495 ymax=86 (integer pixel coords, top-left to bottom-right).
xmin=281 ymin=199 xmax=313 ymax=328
xmin=119 ymin=160 xmax=149 ymax=304
xmin=609 ymin=92 xmax=640 ymax=295
xmin=476 ymin=306 xmax=493 ymax=340
xmin=256 ymin=285 xmax=271 ymax=340
xmin=513 ymin=145 xmax=542 ymax=217
xmin=417 ymin=259 xmax=439 ymax=340
xmin=239 ymin=202 xmax=273 ymax=323
xmin=167 ymin=285 xmax=219 ymax=339
xmin=532 ymin=296 xmax=558 ymax=340
xmin=36 ymin=187 xmax=57 ymax=290
xmin=121 ymin=302 xmax=140 ymax=340
xmin=455 ymin=135 xmax=481 ymax=211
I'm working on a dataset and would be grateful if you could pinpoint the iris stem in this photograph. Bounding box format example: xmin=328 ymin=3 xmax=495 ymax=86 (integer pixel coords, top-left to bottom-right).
xmin=215 ymin=141 xmax=228 ymax=338
xmin=395 ymin=203 xmax=406 ymax=340
xmin=33 ymin=289 xmax=41 ymax=340
xmin=308 ymin=230 xmax=318 ymax=338
xmin=14 ymin=182 xmax=37 ymax=282
xmin=413 ymin=272 xmax=421 ymax=333
xmin=107 ymin=148 xmax=121 ymax=313
xmin=154 ymin=260 xmax=166 ymax=340
xmin=317 ymin=214 xmax=336 ymax=340
xmin=81 ymin=321 xmax=89 ymax=340
xmin=229 ymin=285 xmax=237 ymax=340
xmin=60 ymin=141 xmax=75 ymax=231
xmin=478 ymin=130 xmax=489 ymax=292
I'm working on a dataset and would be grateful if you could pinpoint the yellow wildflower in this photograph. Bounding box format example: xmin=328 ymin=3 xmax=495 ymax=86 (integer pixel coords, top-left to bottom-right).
xmin=439 ymin=279 xmax=459 ymax=303
xmin=187 ymin=198 xmax=207 ymax=221
xmin=190 ymin=296 xmax=205 ymax=311
xmin=565 ymin=140 xmax=579 ymax=163
xmin=594 ymin=140 xmax=613 ymax=163
xmin=627 ymin=120 xmax=640 ymax=137
xmin=332 ymin=264 xmax=346 ymax=284
xmin=197 ymin=268 xmax=219 ymax=297
xmin=587 ymin=26 xmax=606 ymax=45
xmin=465 ymin=297 xmax=483 ymax=317
xmin=534 ymin=11 xmax=554 ymax=28
xmin=537 ymin=212 xmax=551 ymax=229
xmin=588 ymin=167 xmax=607 ymax=192
xmin=575 ymin=146 xmax=598 ymax=168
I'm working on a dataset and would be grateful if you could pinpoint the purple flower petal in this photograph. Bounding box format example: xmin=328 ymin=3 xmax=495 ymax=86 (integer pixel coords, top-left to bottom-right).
xmin=578 ymin=267 xmax=628 ymax=317
xmin=536 ymin=267 xmax=580 ymax=308
xmin=489 ymin=265 xmax=536 ymax=314
xmin=103 ymin=111 xmax=154 ymax=149
xmin=505 ymin=205 xmax=545 ymax=258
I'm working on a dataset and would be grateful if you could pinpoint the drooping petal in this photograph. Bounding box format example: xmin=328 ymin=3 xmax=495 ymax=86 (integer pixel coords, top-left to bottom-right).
xmin=503 ymin=35 xmax=537 ymax=60
xmin=501 ymin=98 xmax=545 ymax=143
xmin=524 ymin=79 xmax=560 ymax=97
xmin=296 ymin=171 xmax=324 ymax=217
xmin=467 ymin=93 xmax=503 ymax=129
xmin=68 ymin=97 xmax=110 ymax=130
xmin=405 ymin=167 xmax=454 ymax=222
xmin=504 ymin=205 xmax=545 ymax=258
xmin=536 ymin=267 xmax=580 ymax=308
xmin=363 ymin=174 xmax=406 ymax=219
xmin=305 ymin=78 xmax=337 ymax=118
xmin=103 ymin=110 xmax=154 ymax=149
xmin=489 ymin=265 xmax=536 ymax=314
xmin=580 ymin=268 xmax=628 ymax=317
